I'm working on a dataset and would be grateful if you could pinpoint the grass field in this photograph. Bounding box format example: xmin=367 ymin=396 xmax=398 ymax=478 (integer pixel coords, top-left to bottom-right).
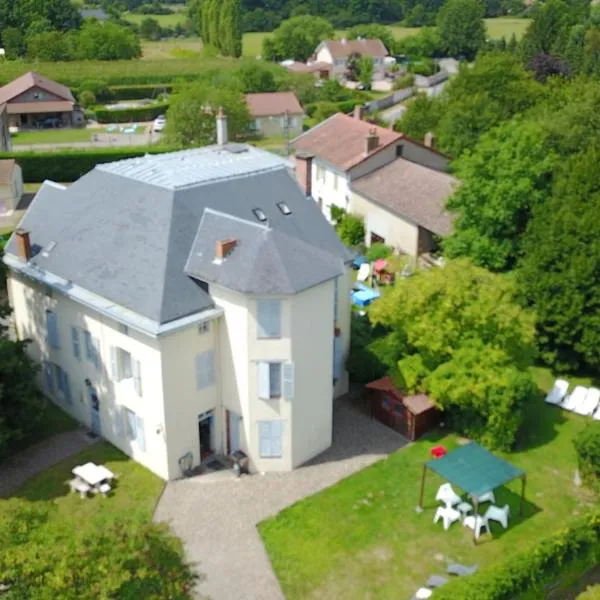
xmin=124 ymin=3 xmax=189 ymax=27
xmin=12 ymin=128 xmax=95 ymax=145
xmin=259 ymin=371 xmax=597 ymax=599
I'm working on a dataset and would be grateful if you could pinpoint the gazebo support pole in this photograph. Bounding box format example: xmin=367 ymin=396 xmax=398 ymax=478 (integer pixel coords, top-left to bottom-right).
xmin=418 ymin=465 xmax=427 ymax=510
xmin=473 ymin=497 xmax=479 ymax=546
xmin=520 ymin=474 xmax=526 ymax=516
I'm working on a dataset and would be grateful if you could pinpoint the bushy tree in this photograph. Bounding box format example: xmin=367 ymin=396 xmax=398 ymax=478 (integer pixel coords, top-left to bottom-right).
xmin=573 ymin=421 xmax=600 ymax=486
xmin=140 ymin=17 xmax=162 ymax=40
xmin=74 ymin=22 xmax=142 ymax=60
xmin=444 ymin=118 xmax=558 ymax=270
xmin=261 ymin=15 xmax=335 ymax=62
xmin=358 ymin=56 xmax=374 ymax=87
xmin=436 ymin=0 xmax=486 ymax=59
xmin=26 ymin=30 xmax=72 ymax=61
xmin=518 ymin=146 xmax=600 ymax=371
xmin=2 ymin=27 xmax=25 ymax=59
xmin=394 ymin=27 xmax=442 ymax=58
xmin=233 ymin=61 xmax=278 ymax=92
xmin=336 ymin=213 xmax=365 ymax=247
xmin=395 ymin=93 xmax=442 ymax=141
xmin=528 ymin=52 xmax=571 ymax=82
xmin=346 ymin=313 xmax=386 ymax=384
xmin=164 ymin=82 xmax=251 ymax=147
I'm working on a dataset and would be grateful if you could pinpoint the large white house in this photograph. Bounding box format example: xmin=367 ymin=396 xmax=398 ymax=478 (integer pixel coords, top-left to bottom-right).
xmin=313 ymin=38 xmax=389 ymax=80
xmin=3 ymin=124 xmax=353 ymax=481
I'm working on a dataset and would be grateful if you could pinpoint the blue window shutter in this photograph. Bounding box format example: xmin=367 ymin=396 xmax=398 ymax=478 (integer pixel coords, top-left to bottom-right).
xmin=93 ymin=337 xmax=100 ymax=369
xmin=282 ymin=362 xmax=294 ymax=400
xmin=71 ymin=327 xmax=80 ymax=360
xmin=259 ymin=422 xmax=271 ymax=457
xmin=84 ymin=331 xmax=93 ymax=361
xmin=270 ymin=421 xmax=283 ymax=457
xmin=333 ymin=336 xmax=343 ymax=379
xmin=110 ymin=346 xmax=119 ymax=381
xmin=133 ymin=359 xmax=142 ymax=396
xmin=257 ymin=362 xmax=270 ymax=400
xmin=63 ymin=371 xmax=72 ymax=404
xmin=46 ymin=311 xmax=59 ymax=349
xmin=43 ymin=361 xmax=54 ymax=393
xmin=126 ymin=408 xmax=136 ymax=440
xmin=136 ymin=415 xmax=146 ymax=451
xmin=206 ymin=351 xmax=214 ymax=387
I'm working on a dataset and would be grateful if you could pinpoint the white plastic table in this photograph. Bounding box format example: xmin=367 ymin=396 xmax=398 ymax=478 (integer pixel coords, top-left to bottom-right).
xmin=72 ymin=462 xmax=115 ymax=488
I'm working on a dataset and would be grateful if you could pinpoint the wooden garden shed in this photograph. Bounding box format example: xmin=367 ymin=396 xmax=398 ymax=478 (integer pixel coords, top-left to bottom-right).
xmin=365 ymin=376 xmax=440 ymax=441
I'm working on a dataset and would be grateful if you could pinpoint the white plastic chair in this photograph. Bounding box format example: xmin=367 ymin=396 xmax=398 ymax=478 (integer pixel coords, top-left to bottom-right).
xmin=594 ymin=405 xmax=600 ymax=421
xmin=474 ymin=490 xmax=495 ymax=504
xmin=69 ymin=479 xmax=90 ymax=499
xmin=575 ymin=387 xmax=600 ymax=416
xmin=433 ymin=506 xmax=461 ymax=530
xmin=562 ymin=386 xmax=588 ymax=412
xmin=463 ymin=515 xmax=489 ymax=539
xmin=357 ymin=262 xmax=370 ymax=282
xmin=435 ymin=483 xmax=462 ymax=507
xmin=484 ymin=504 xmax=510 ymax=529
xmin=415 ymin=588 xmax=432 ymax=599
xmin=99 ymin=482 xmax=111 ymax=497
xmin=544 ymin=379 xmax=569 ymax=405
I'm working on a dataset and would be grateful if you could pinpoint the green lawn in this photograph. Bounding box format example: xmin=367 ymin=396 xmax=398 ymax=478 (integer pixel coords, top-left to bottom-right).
xmin=124 ymin=3 xmax=189 ymax=27
xmin=259 ymin=375 xmax=597 ymax=599
xmin=12 ymin=128 xmax=95 ymax=145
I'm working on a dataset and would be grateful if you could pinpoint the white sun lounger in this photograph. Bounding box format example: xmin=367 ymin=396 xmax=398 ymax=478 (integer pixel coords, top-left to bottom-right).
xmin=562 ymin=385 xmax=588 ymax=412
xmin=594 ymin=405 xmax=600 ymax=420
xmin=544 ymin=379 xmax=569 ymax=405
xmin=574 ymin=387 xmax=600 ymax=416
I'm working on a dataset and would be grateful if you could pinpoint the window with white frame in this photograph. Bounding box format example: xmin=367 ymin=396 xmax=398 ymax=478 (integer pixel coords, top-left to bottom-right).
xmin=84 ymin=331 xmax=100 ymax=369
xmin=257 ymin=299 xmax=281 ymax=338
xmin=259 ymin=420 xmax=283 ymax=458
xmin=196 ymin=350 xmax=215 ymax=390
xmin=71 ymin=326 xmax=80 ymax=360
xmin=258 ymin=361 xmax=294 ymax=400
xmin=124 ymin=407 xmax=146 ymax=451
xmin=46 ymin=310 xmax=60 ymax=349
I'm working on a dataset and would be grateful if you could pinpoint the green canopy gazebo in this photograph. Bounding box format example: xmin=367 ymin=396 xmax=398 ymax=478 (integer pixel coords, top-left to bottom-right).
xmin=418 ymin=442 xmax=526 ymax=540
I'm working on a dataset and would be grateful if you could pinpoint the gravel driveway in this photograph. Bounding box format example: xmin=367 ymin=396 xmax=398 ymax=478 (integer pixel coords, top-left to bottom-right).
xmin=154 ymin=397 xmax=409 ymax=600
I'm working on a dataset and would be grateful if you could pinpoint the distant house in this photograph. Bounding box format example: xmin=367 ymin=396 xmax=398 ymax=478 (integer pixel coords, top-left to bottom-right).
xmin=0 ymin=72 xmax=84 ymax=130
xmin=350 ymin=156 xmax=458 ymax=257
xmin=0 ymin=104 xmax=10 ymax=151
xmin=79 ymin=7 xmax=110 ymax=20
xmin=0 ymin=160 xmax=23 ymax=216
xmin=313 ymin=39 xmax=389 ymax=81
xmin=291 ymin=107 xmax=449 ymax=226
xmin=245 ymin=92 xmax=304 ymax=138
xmin=283 ymin=61 xmax=331 ymax=81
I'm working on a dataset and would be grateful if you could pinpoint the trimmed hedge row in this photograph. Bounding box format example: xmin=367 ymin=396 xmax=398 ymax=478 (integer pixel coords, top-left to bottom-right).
xmin=434 ymin=510 xmax=600 ymax=600
xmin=305 ymin=99 xmax=363 ymax=118
xmin=74 ymin=84 xmax=176 ymax=103
xmin=93 ymin=103 xmax=170 ymax=124
xmin=0 ymin=147 xmax=177 ymax=183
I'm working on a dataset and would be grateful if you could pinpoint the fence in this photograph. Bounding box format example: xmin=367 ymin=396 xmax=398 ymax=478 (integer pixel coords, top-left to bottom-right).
xmin=365 ymin=88 xmax=414 ymax=113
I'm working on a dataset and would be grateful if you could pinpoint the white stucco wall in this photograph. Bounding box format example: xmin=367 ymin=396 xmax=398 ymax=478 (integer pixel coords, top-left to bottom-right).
xmin=311 ymin=161 xmax=351 ymax=222
xmin=350 ymin=190 xmax=420 ymax=256
xmin=0 ymin=165 xmax=23 ymax=215
xmin=334 ymin=267 xmax=352 ymax=399
xmin=7 ymin=271 xmax=169 ymax=479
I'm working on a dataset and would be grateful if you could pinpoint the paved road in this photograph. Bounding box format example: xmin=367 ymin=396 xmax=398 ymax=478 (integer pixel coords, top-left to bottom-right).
xmin=0 ymin=427 xmax=97 ymax=497
xmin=154 ymin=398 xmax=409 ymax=600
xmin=380 ymin=102 xmax=408 ymax=124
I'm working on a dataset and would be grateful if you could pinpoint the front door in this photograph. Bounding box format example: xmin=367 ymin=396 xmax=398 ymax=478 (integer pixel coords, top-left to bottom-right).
xmin=198 ymin=410 xmax=215 ymax=461
xmin=228 ymin=411 xmax=241 ymax=454
xmin=88 ymin=385 xmax=101 ymax=436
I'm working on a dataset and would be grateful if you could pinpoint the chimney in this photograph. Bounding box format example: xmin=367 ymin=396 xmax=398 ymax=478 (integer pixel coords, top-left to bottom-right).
xmin=424 ymin=131 xmax=436 ymax=149
xmin=294 ymin=151 xmax=313 ymax=197
xmin=216 ymin=107 xmax=228 ymax=146
xmin=341 ymin=37 xmax=347 ymax=44
xmin=15 ymin=229 xmax=32 ymax=262
xmin=353 ymin=104 xmax=365 ymax=121
xmin=365 ymin=128 xmax=379 ymax=154
xmin=215 ymin=238 xmax=237 ymax=261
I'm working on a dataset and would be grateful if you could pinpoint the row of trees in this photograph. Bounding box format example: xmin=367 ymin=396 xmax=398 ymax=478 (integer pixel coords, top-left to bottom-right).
xmin=200 ymin=0 xmax=243 ymax=58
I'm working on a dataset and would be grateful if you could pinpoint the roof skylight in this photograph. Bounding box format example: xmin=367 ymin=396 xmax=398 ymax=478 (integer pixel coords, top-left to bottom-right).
xmin=277 ymin=202 xmax=292 ymax=215
xmin=252 ymin=208 xmax=267 ymax=222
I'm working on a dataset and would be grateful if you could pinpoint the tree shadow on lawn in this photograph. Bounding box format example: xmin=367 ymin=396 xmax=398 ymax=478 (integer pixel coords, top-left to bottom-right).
xmin=515 ymin=392 xmax=569 ymax=453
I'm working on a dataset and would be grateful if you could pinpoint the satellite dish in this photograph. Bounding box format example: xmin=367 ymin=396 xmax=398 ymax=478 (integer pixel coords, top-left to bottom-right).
xmin=357 ymin=262 xmax=370 ymax=282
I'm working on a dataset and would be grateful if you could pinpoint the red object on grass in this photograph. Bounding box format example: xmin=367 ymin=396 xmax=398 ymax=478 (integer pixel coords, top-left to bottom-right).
xmin=430 ymin=445 xmax=447 ymax=459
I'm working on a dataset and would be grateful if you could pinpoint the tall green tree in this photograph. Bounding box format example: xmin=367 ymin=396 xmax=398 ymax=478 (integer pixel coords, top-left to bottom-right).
xmin=219 ymin=0 xmax=242 ymax=58
xmin=444 ymin=118 xmax=558 ymax=270
xmin=395 ymin=93 xmax=442 ymax=142
xmin=518 ymin=146 xmax=600 ymax=371
xmin=436 ymin=0 xmax=486 ymax=59
xmin=358 ymin=56 xmax=374 ymax=87
xmin=206 ymin=0 xmax=221 ymax=50
xmin=164 ymin=82 xmax=251 ymax=147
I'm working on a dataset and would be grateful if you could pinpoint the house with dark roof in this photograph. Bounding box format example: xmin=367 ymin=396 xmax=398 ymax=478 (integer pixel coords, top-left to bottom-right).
xmin=291 ymin=108 xmax=449 ymax=224
xmin=79 ymin=7 xmax=110 ymax=20
xmin=0 ymin=159 xmax=23 ymax=215
xmin=245 ymin=92 xmax=304 ymax=138
xmin=314 ymin=38 xmax=389 ymax=80
xmin=350 ymin=157 xmax=458 ymax=257
xmin=0 ymin=104 xmax=10 ymax=151
xmin=3 ymin=115 xmax=353 ymax=480
xmin=0 ymin=72 xmax=84 ymax=130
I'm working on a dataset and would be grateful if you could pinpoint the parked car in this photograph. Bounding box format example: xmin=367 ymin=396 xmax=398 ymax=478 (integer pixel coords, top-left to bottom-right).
xmin=152 ymin=115 xmax=166 ymax=133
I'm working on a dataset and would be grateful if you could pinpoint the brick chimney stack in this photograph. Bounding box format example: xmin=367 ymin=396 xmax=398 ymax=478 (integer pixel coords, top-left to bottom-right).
xmin=216 ymin=107 xmax=228 ymax=146
xmin=15 ymin=229 xmax=32 ymax=262
xmin=294 ymin=151 xmax=313 ymax=197
xmin=424 ymin=131 xmax=436 ymax=149
xmin=215 ymin=238 xmax=237 ymax=260
xmin=365 ymin=128 xmax=379 ymax=154
xmin=353 ymin=104 xmax=365 ymax=121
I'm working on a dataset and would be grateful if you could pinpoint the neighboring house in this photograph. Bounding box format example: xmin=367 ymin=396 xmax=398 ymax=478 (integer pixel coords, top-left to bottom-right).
xmin=0 ymin=160 xmax=23 ymax=216
xmin=350 ymin=157 xmax=458 ymax=257
xmin=0 ymin=72 xmax=84 ymax=130
xmin=283 ymin=61 xmax=331 ymax=81
xmin=291 ymin=108 xmax=449 ymax=223
xmin=314 ymin=38 xmax=389 ymax=81
xmin=79 ymin=7 xmax=110 ymax=20
xmin=0 ymin=104 xmax=10 ymax=151
xmin=3 ymin=120 xmax=353 ymax=481
xmin=245 ymin=92 xmax=304 ymax=139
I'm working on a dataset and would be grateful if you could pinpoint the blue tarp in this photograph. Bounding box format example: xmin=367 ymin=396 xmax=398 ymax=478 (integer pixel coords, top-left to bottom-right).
xmin=351 ymin=283 xmax=380 ymax=308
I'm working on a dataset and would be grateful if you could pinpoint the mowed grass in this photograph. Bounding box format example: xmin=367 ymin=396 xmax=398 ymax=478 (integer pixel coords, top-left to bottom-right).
xmin=124 ymin=3 xmax=189 ymax=27
xmin=11 ymin=128 xmax=95 ymax=145
xmin=259 ymin=372 xmax=597 ymax=599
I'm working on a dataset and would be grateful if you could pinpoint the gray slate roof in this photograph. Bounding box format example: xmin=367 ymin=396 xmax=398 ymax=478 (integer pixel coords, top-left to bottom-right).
xmin=6 ymin=145 xmax=350 ymax=325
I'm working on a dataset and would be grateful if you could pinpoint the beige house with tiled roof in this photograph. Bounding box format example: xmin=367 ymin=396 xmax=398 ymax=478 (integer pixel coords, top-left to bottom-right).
xmin=0 ymin=72 xmax=84 ymax=130
xmin=245 ymin=92 xmax=304 ymax=138
xmin=314 ymin=38 xmax=389 ymax=80
xmin=291 ymin=108 xmax=449 ymax=224
xmin=0 ymin=160 xmax=23 ymax=215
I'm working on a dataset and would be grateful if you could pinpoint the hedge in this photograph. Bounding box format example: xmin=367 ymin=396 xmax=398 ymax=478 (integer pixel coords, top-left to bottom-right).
xmin=574 ymin=422 xmax=600 ymax=488
xmin=434 ymin=510 xmax=600 ymax=600
xmin=305 ymin=99 xmax=363 ymax=118
xmin=93 ymin=102 xmax=170 ymax=124
xmin=0 ymin=147 xmax=177 ymax=182
xmin=74 ymin=84 xmax=176 ymax=102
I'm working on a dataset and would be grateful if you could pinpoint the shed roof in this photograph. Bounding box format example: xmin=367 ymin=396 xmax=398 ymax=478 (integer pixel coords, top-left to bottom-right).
xmin=0 ymin=72 xmax=74 ymax=105
xmin=245 ymin=92 xmax=303 ymax=117
xmin=366 ymin=376 xmax=435 ymax=415
xmin=426 ymin=442 xmax=524 ymax=498
xmin=0 ymin=159 xmax=16 ymax=184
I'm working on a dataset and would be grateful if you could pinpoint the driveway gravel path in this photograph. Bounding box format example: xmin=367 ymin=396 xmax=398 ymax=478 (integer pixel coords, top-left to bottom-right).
xmin=154 ymin=398 xmax=409 ymax=600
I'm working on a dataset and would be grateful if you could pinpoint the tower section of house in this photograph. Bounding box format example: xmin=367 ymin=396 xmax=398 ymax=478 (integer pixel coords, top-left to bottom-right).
xmin=3 ymin=142 xmax=353 ymax=480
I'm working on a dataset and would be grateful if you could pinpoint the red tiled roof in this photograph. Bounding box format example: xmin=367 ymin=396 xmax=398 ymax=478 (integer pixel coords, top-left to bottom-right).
xmin=6 ymin=101 xmax=73 ymax=115
xmin=352 ymin=158 xmax=458 ymax=236
xmin=245 ymin=92 xmax=304 ymax=118
xmin=0 ymin=72 xmax=74 ymax=105
xmin=293 ymin=113 xmax=402 ymax=172
xmin=0 ymin=159 xmax=16 ymax=185
xmin=319 ymin=38 xmax=388 ymax=59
